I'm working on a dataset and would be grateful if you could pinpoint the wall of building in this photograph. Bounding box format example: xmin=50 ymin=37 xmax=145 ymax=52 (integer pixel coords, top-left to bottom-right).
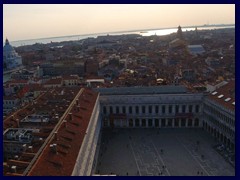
xmin=72 ymin=95 xmax=102 ymax=176
xmin=203 ymin=97 xmax=235 ymax=150
xmin=99 ymin=93 xmax=203 ymax=128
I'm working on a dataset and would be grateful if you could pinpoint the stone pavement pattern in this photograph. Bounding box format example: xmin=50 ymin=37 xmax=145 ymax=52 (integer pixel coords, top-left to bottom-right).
xmin=96 ymin=128 xmax=235 ymax=176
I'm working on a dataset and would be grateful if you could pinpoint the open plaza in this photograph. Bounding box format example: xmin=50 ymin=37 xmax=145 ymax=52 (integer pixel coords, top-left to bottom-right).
xmin=96 ymin=128 xmax=234 ymax=176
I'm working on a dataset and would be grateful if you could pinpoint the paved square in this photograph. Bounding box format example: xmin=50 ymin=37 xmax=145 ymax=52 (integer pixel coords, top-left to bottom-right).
xmin=95 ymin=128 xmax=235 ymax=176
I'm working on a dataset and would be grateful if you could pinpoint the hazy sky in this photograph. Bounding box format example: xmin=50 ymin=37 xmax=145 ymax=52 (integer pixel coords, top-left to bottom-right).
xmin=3 ymin=4 xmax=235 ymax=41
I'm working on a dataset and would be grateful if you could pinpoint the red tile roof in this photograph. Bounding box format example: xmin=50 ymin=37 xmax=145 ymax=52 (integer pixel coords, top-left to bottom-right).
xmin=45 ymin=78 xmax=62 ymax=85
xmin=208 ymin=80 xmax=235 ymax=111
xmin=28 ymin=88 xmax=99 ymax=176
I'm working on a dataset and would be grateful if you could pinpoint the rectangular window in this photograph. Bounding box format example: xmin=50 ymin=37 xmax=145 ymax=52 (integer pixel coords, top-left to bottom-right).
xmin=155 ymin=106 xmax=159 ymax=114
xmin=149 ymin=106 xmax=152 ymax=114
xmin=129 ymin=106 xmax=132 ymax=114
xmin=196 ymin=105 xmax=199 ymax=113
xmin=142 ymin=119 xmax=146 ymax=127
xmin=110 ymin=106 xmax=113 ymax=114
xmin=169 ymin=105 xmax=172 ymax=114
xmin=135 ymin=119 xmax=139 ymax=127
xmin=142 ymin=106 xmax=145 ymax=114
xmin=189 ymin=105 xmax=192 ymax=113
xmin=116 ymin=106 xmax=119 ymax=114
xmin=122 ymin=106 xmax=126 ymax=114
xmin=182 ymin=105 xmax=186 ymax=113
xmin=176 ymin=105 xmax=179 ymax=113
xmin=148 ymin=119 xmax=152 ymax=127
xmin=162 ymin=105 xmax=165 ymax=114
xmin=103 ymin=106 xmax=107 ymax=114
xmin=135 ymin=106 xmax=139 ymax=114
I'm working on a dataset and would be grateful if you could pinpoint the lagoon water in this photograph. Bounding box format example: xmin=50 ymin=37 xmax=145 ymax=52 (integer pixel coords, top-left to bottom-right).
xmin=9 ymin=25 xmax=234 ymax=47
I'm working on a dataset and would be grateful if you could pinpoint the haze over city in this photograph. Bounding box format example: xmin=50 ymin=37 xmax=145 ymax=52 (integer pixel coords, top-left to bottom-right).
xmin=3 ymin=4 xmax=235 ymax=41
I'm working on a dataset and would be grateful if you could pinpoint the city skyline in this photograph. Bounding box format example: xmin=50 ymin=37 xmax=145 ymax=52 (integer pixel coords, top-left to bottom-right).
xmin=3 ymin=4 xmax=235 ymax=41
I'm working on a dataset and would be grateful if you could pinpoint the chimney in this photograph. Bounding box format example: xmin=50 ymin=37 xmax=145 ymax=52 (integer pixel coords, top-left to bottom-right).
xmin=15 ymin=119 xmax=20 ymax=128
xmin=22 ymin=144 xmax=27 ymax=152
xmin=11 ymin=166 xmax=17 ymax=173
xmin=28 ymin=146 xmax=33 ymax=152
xmin=50 ymin=144 xmax=57 ymax=153
xmin=14 ymin=155 xmax=19 ymax=160
xmin=54 ymin=131 xmax=58 ymax=140
xmin=69 ymin=113 xmax=72 ymax=121
xmin=63 ymin=120 xmax=67 ymax=128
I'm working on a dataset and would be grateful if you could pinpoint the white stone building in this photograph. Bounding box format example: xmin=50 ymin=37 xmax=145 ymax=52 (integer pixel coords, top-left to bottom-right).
xmin=3 ymin=39 xmax=22 ymax=70
xmin=97 ymin=86 xmax=203 ymax=129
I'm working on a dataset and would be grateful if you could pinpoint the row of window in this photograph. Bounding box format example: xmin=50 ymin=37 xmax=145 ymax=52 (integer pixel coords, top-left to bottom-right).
xmin=104 ymin=118 xmax=200 ymax=127
xmin=103 ymin=104 xmax=200 ymax=115
xmin=204 ymin=104 xmax=234 ymax=127
xmin=3 ymin=100 xmax=16 ymax=105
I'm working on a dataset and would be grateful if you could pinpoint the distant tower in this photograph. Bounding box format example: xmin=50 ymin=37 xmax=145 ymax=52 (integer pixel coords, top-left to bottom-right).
xmin=177 ymin=25 xmax=184 ymax=40
xmin=195 ymin=27 xmax=199 ymax=37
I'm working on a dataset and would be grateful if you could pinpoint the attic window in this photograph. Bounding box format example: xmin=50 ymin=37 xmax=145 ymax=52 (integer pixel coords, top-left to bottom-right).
xmin=212 ymin=91 xmax=218 ymax=95
xmin=218 ymin=94 xmax=224 ymax=99
xmin=224 ymin=98 xmax=231 ymax=102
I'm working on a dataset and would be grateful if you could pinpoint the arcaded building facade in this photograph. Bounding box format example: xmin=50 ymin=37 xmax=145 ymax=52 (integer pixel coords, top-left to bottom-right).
xmin=203 ymin=81 xmax=235 ymax=150
xmin=97 ymin=86 xmax=204 ymax=129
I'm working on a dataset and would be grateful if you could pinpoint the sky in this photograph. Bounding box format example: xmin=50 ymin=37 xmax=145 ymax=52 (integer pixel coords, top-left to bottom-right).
xmin=3 ymin=4 xmax=235 ymax=41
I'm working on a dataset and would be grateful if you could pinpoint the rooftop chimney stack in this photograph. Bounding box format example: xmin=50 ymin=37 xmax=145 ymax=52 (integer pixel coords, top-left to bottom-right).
xmin=11 ymin=166 xmax=17 ymax=173
xmin=28 ymin=146 xmax=33 ymax=152
xmin=63 ymin=120 xmax=67 ymax=128
xmin=15 ymin=119 xmax=20 ymax=128
xmin=54 ymin=131 xmax=58 ymax=140
xmin=69 ymin=113 xmax=72 ymax=121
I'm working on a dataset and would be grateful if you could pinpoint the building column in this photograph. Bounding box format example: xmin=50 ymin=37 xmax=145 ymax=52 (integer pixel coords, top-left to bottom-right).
xmin=152 ymin=119 xmax=155 ymax=127
xmin=186 ymin=119 xmax=188 ymax=127
xmin=140 ymin=119 xmax=142 ymax=127
xmin=133 ymin=119 xmax=135 ymax=128
xmin=192 ymin=119 xmax=195 ymax=128
xmin=179 ymin=105 xmax=182 ymax=113
xmin=179 ymin=119 xmax=182 ymax=128
xmin=166 ymin=119 xmax=168 ymax=127
xmin=159 ymin=119 xmax=162 ymax=128
xmin=146 ymin=119 xmax=149 ymax=128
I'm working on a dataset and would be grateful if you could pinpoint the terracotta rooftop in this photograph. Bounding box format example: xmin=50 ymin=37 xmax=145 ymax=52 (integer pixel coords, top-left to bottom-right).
xmin=62 ymin=75 xmax=79 ymax=80
xmin=4 ymin=87 xmax=97 ymax=176
xmin=208 ymin=80 xmax=235 ymax=111
xmin=9 ymin=80 xmax=29 ymax=84
xmin=44 ymin=78 xmax=63 ymax=85
xmin=27 ymin=88 xmax=98 ymax=176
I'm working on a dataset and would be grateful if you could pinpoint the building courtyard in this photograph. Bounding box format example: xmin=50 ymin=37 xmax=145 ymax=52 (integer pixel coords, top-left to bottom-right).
xmin=96 ymin=128 xmax=235 ymax=176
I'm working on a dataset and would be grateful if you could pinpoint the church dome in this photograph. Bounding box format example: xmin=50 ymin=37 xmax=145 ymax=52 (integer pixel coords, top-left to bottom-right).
xmin=3 ymin=38 xmax=15 ymax=53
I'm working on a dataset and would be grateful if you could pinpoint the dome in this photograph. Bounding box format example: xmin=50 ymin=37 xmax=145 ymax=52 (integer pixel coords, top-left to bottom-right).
xmin=3 ymin=38 xmax=15 ymax=53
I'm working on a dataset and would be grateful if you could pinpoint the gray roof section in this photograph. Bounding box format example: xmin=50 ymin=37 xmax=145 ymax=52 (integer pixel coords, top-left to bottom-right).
xmin=95 ymin=85 xmax=187 ymax=95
